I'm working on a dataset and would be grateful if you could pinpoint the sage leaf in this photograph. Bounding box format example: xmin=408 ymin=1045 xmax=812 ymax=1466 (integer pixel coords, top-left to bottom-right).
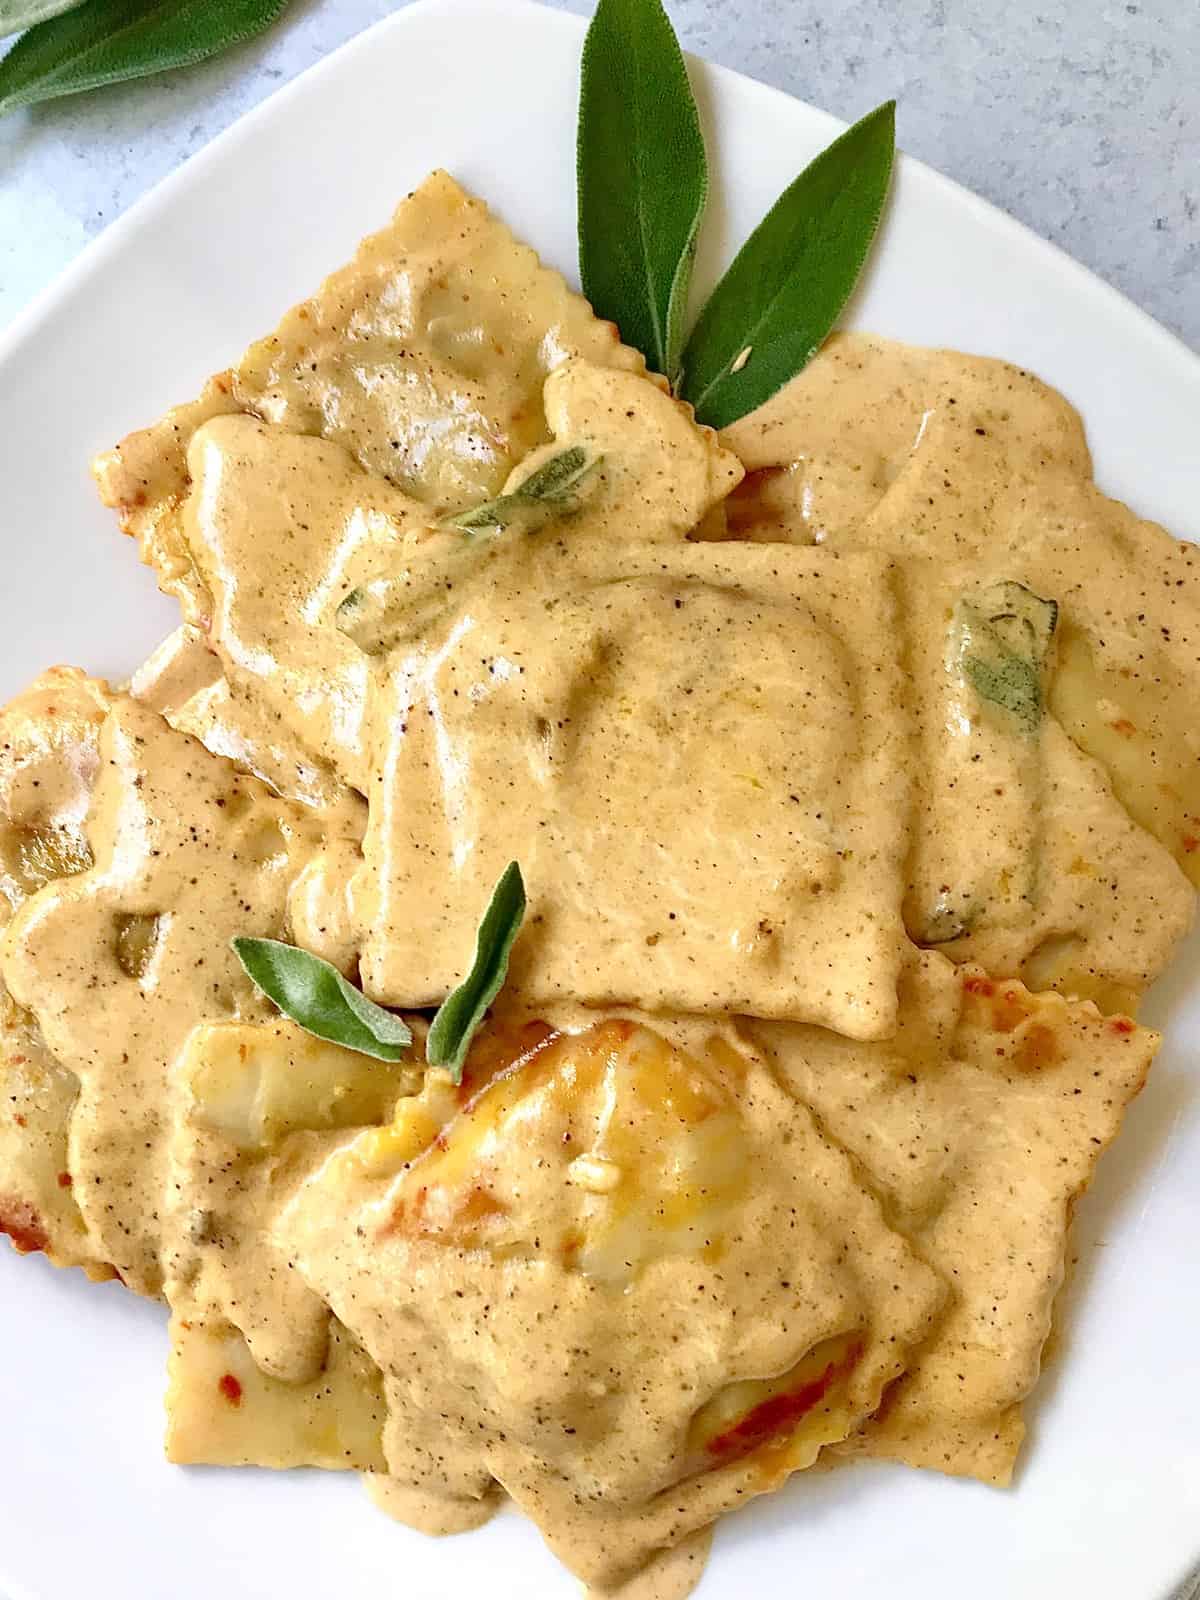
xmin=955 ymin=581 xmax=1059 ymax=733
xmin=447 ymin=446 xmax=599 ymax=533
xmin=0 ymin=0 xmax=292 ymax=119
xmin=0 ymin=0 xmax=85 ymax=41
xmin=338 ymin=570 xmax=461 ymax=657
xmin=679 ymin=101 xmax=896 ymax=429
xmin=231 ymin=937 xmax=412 ymax=1063
xmin=578 ymin=0 xmax=707 ymax=383
xmin=427 ymin=861 xmax=526 ymax=1084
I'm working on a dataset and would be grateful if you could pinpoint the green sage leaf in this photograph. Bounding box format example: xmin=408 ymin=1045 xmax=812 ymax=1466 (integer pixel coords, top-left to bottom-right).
xmin=679 ymin=101 xmax=896 ymax=428
xmin=447 ymin=445 xmax=599 ymax=533
xmin=426 ymin=861 xmax=526 ymax=1084
xmin=956 ymin=581 xmax=1059 ymax=733
xmin=0 ymin=0 xmax=292 ymax=119
xmin=231 ymin=937 xmax=412 ymax=1063
xmin=578 ymin=0 xmax=707 ymax=383
xmin=0 ymin=0 xmax=85 ymax=41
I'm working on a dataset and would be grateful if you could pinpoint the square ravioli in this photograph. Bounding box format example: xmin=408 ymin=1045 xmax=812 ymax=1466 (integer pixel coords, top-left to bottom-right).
xmin=275 ymin=1018 xmax=943 ymax=1588
xmin=724 ymin=332 xmax=1200 ymax=995
xmin=163 ymin=357 xmax=739 ymax=788
xmin=355 ymin=543 xmax=912 ymax=1037
xmin=92 ymin=170 xmax=649 ymax=623
xmin=0 ymin=694 xmax=344 ymax=1296
xmin=746 ymin=952 xmax=1158 ymax=1484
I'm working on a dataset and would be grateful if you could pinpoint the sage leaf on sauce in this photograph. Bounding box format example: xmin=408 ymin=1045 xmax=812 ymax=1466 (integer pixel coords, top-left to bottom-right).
xmin=0 ymin=0 xmax=291 ymax=119
xmin=679 ymin=101 xmax=896 ymax=429
xmin=956 ymin=580 xmax=1059 ymax=733
xmin=578 ymin=0 xmax=707 ymax=384
xmin=0 ymin=0 xmax=84 ymax=41
xmin=426 ymin=861 xmax=526 ymax=1084
xmin=447 ymin=446 xmax=599 ymax=533
xmin=231 ymin=937 xmax=412 ymax=1063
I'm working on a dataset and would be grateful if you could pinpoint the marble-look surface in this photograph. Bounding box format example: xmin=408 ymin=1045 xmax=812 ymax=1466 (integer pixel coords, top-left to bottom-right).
xmin=0 ymin=0 xmax=1196 ymax=346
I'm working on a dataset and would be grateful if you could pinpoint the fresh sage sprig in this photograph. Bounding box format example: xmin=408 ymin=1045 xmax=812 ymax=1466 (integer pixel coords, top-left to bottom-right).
xmin=955 ymin=580 xmax=1059 ymax=733
xmin=231 ymin=861 xmax=526 ymax=1079
xmin=427 ymin=861 xmax=526 ymax=1084
xmin=0 ymin=0 xmax=292 ymax=119
xmin=577 ymin=0 xmax=896 ymax=428
xmin=231 ymin=937 xmax=413 ymax=1063
xmin=578 ymin=0 xmax=707 ymax=386
xmin=446 ymin=446 xmax=600 ymax=533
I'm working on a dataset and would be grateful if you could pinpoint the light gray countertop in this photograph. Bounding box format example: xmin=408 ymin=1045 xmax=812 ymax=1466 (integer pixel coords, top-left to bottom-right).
xmin=0 ymin=0 xmax=1196 ymax=347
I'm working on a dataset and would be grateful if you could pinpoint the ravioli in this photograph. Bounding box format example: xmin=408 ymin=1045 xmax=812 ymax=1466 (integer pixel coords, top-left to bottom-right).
xmin=899 ymin=563 xmax=1192 ymax=1006
xmin=276 ymin=1019 xmax=944 ymax=1587
xmin=161 ymin=1018 xmax=418 ymax=1469
xmin=165 ymin=1018 xmax=416 ymax=1374
xmin=724 ymin=333 xmax=1198 ymax=1003
xmin=179 ymin=417 xmax=428 ymax=788
xmin=169 ymin=360 xmax=739 ymax=788
xmin=747 ymin=954 xmax=1157 ymax=1484
xmin=0 ymin=669 xmax=113 ymax=1274
xmin=167 ymin=1315 xmax=388 ymax=1472
xmin=0 ymin=696 xmax=336 ymax=1295
xmin=92 ymin=171 xmax=648 ymax=622
xmin=132 ymin=625 xmax=365 ymax=826
xmin=1 ymin=167 xmax=1190 ymax=1600
xmin=355 ymin=542 xmax=912 ymax=1037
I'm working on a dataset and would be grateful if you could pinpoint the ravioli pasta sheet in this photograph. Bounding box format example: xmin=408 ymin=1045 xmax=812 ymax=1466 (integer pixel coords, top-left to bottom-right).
xmin=725 ymin=332 xmax=1200 ymax=1005
xmin=93 ymin=170 xmax=648 ymax=621
xmin=2 ymin=697 xmax=336 ymax=1295
xmin=0 ymin=171 xmax=1192 ymax=1600
xmin=357 ymin=541 xmax=910 ymax=1038
xmin=167 ymin=1315 xmax=388 ymax=1472
xmin=748 ymin=955 xmax=1158 ymax=1484
xmin=277 ymin=1020 xmax=944 ymax=1588
xmin=0 ymin=670 xmax=112 ymax=1276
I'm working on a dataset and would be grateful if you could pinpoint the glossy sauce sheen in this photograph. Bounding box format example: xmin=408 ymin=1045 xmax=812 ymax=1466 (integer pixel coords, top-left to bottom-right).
xmin=2 ymin=170 xmax=1192 ymax=1600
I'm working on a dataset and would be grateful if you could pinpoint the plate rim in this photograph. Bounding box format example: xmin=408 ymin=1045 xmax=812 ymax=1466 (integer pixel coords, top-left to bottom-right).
xmin=0 ymin=0 xmax=1197 ymax=390
xmin=0 ymin=5 xmax=1197 ymax=1598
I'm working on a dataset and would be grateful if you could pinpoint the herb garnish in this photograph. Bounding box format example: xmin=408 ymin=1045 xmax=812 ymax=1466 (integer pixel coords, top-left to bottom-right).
xmin=337 ymin=450 xmax=603 ymax=655
xmin=427 ymin=861 xmax=527 ymax=1084
xmin=955 ymin=580 xmax=1059 ymax=733
xmin=578 ymin=0 xmax=707 ymax=386
xmin=577 ymin=0 xmax=896 ymax=427
xmin=446 ymin=446 xmax=600 ymax=533
xmin=0 ymin=0 xmax=291 ymax=119
xmin=231 ymin=861 xmax=526 ymax=1079
xmin=678 ymin=103 xmax=895 ymax=428
xmin=231 ymin=937 xmax=413 ymax=1062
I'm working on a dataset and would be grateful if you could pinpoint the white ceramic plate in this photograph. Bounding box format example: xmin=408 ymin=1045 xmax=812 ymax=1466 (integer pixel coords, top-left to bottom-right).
xmin=1 ymin=3 xmax=1198 ymax=1597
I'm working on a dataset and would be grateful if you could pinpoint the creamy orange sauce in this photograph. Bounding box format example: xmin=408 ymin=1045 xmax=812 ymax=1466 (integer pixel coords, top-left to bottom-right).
xmin=2 ymin=175 xmax=1193 ymax=1596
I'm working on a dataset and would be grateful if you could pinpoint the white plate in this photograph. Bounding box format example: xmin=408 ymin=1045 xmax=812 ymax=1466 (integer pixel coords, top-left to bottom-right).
xmin=1 ymin=3 xmax=1198 ymax=1597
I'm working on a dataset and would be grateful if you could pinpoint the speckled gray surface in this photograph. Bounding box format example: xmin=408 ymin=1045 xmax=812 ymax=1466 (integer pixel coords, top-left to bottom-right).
xmin=0 ymin=0 xmax=1196 ymax=346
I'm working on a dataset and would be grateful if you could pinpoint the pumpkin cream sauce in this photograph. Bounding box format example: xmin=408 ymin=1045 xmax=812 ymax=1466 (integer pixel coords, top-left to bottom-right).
xmin=725 ymin=332 xmax=1196 ymax=1011
xmin=0 ymin=286 xmax=1190 ymax=1600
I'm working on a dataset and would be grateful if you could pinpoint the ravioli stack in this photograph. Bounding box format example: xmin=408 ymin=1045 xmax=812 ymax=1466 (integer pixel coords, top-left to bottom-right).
xmin=0 ymin=172 xmax=1192 ymax=1595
